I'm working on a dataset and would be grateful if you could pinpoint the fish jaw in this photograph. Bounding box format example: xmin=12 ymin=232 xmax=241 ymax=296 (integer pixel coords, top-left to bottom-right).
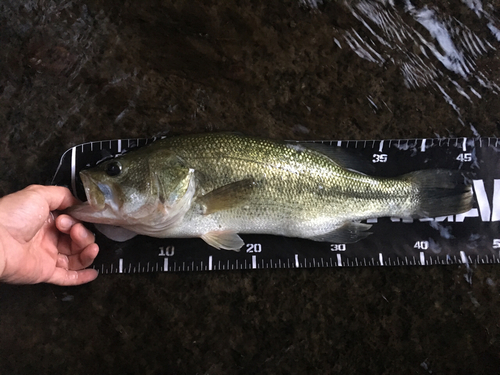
xmin=65 ymin=201 xmax=125 ymax=224
xmin=78 ymin=169 xmax=141 ymax=221
xmin=80 ymin=170 xmax=106 ymax=211
xmin=69 ymin=170 xmax=128 ymax=225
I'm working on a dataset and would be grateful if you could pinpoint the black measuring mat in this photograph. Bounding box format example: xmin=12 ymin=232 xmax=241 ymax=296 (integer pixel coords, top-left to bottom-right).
xmin=52 ymin=137 xmax=500 ymax=274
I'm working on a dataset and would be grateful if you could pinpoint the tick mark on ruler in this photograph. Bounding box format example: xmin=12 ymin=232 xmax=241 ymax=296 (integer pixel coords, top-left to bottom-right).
xmin=337 ymin=253 xmax=342 ymax=267
xmin=420 ymin=139 xmax=426 ymax=152
xmin=70 ymin=147 xmax=77 ymax=196
xmin=295 ymin=254 xmax=300 ymax=268
xmin=252 ymin=255 xmax=257 ymax=269
xmin=118 ymin=258 xmax=123 ymax=273
xmin=460 ymin=251 xmax=468 ymax=265
xmin=208 ymin=256 xmax=213 ymax=271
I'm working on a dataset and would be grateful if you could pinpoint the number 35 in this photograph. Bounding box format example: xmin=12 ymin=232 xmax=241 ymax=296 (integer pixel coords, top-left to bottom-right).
xmin=372 ymin=154 xmax=388 ymax=163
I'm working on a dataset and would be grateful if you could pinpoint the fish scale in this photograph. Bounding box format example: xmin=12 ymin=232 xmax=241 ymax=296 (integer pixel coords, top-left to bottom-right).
xmin=52 ymin=136 xmax=500 ymax=273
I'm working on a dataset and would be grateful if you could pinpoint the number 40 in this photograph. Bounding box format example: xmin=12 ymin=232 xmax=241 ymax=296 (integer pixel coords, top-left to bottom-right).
xmin=414 ymin=241 xmax=429 ymax=250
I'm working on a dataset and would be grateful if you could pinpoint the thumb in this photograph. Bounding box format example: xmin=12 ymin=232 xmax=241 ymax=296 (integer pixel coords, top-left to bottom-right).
xmin=46 ymin=268 xmax=99 ymax=286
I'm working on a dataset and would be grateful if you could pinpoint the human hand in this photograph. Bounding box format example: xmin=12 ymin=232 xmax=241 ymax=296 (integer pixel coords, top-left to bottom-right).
xmin=0 ymin=185 xmax=99 ymax=285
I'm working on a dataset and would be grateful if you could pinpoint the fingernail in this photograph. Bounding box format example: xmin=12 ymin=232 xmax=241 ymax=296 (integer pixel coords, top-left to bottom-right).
xmin=60 ymin=216 xmax=73 ymax=229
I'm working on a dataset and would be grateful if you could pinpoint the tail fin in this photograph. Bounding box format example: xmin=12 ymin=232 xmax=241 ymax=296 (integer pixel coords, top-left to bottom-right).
xmin=404 ymin=169 xmax=473 ymax=218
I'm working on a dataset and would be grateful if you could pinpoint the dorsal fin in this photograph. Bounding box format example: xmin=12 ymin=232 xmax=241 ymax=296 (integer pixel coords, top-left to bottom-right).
xmin=298 ymin=142 xmax=376 ymax=175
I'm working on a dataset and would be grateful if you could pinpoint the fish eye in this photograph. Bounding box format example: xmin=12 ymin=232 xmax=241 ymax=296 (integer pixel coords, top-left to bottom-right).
xmin=105 ymin=161 xmax=122 ymax=177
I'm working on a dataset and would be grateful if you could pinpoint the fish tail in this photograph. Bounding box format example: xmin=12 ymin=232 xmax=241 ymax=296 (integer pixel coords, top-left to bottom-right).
xmin=405 ymin=169 xmax=473 ymax=218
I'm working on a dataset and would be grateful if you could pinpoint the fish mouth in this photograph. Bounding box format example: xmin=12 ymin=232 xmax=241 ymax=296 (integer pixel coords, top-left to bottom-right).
xmin=79 ymin=171 xmax=106 ymax=211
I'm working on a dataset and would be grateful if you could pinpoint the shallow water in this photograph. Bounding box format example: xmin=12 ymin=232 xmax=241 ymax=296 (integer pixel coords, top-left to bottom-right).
xmin=1 ymin=1 xmax=500 ymax=373
xmin=336 ymin=0 xmax=500 ymax=128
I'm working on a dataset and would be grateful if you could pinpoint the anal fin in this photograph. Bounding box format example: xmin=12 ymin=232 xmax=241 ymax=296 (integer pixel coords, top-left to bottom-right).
xmin=201 ymin=230 xmax=244 ymax=251
xmin=309 ymin=222 xmax=372 ymax=243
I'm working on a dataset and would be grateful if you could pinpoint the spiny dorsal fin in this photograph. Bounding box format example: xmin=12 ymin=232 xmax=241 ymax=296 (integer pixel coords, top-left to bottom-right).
xmin=197 ymin=178 xmax=256 ymax=215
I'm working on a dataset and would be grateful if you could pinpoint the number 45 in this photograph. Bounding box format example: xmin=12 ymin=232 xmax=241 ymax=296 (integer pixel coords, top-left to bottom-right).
xmin=456 ymin=153 xmax=472 ymax=162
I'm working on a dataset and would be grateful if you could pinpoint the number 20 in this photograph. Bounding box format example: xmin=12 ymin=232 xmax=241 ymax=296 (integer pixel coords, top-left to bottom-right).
xmin=246 ymin=244 xmax=262 ymax=253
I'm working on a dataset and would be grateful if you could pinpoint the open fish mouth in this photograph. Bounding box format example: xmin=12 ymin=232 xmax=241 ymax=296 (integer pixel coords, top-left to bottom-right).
xmin=80 ymin=170 xmax=106 ymax=211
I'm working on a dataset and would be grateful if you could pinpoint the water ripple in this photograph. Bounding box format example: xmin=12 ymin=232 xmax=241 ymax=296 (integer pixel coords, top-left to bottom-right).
xmin=304 ymin=0 xmax=500 ymax=125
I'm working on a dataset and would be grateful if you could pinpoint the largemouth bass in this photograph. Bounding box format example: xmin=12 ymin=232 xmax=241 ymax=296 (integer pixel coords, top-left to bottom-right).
xmin=67 ymin=133 xmax=472 ymax=250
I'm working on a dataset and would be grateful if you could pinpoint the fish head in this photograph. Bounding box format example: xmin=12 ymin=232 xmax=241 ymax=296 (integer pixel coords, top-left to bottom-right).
xmin=78 ymin=147 xmax=195 ymax=223
xmin=79 ymin=154 xmax=156 ymax=220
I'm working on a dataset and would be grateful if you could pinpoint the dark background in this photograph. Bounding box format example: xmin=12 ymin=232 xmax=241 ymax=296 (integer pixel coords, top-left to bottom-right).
xmin=1 ymin=0 xmax=500 ymax=373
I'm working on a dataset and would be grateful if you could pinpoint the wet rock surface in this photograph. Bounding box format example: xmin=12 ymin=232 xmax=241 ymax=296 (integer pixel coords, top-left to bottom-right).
xmin=1 ymin=1 xmax=500 ymax=373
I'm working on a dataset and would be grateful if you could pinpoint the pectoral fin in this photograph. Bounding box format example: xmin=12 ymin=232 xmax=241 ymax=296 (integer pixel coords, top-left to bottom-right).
xmin=94 ymin=223 xmax=138 ymax=242
xmin=201 ymin=230 xmax=244 ymax=251
xmin=197 ymin=178 xmax=256 ymax=215
xmin=310 ymin=222 xmax=372 ymax=243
